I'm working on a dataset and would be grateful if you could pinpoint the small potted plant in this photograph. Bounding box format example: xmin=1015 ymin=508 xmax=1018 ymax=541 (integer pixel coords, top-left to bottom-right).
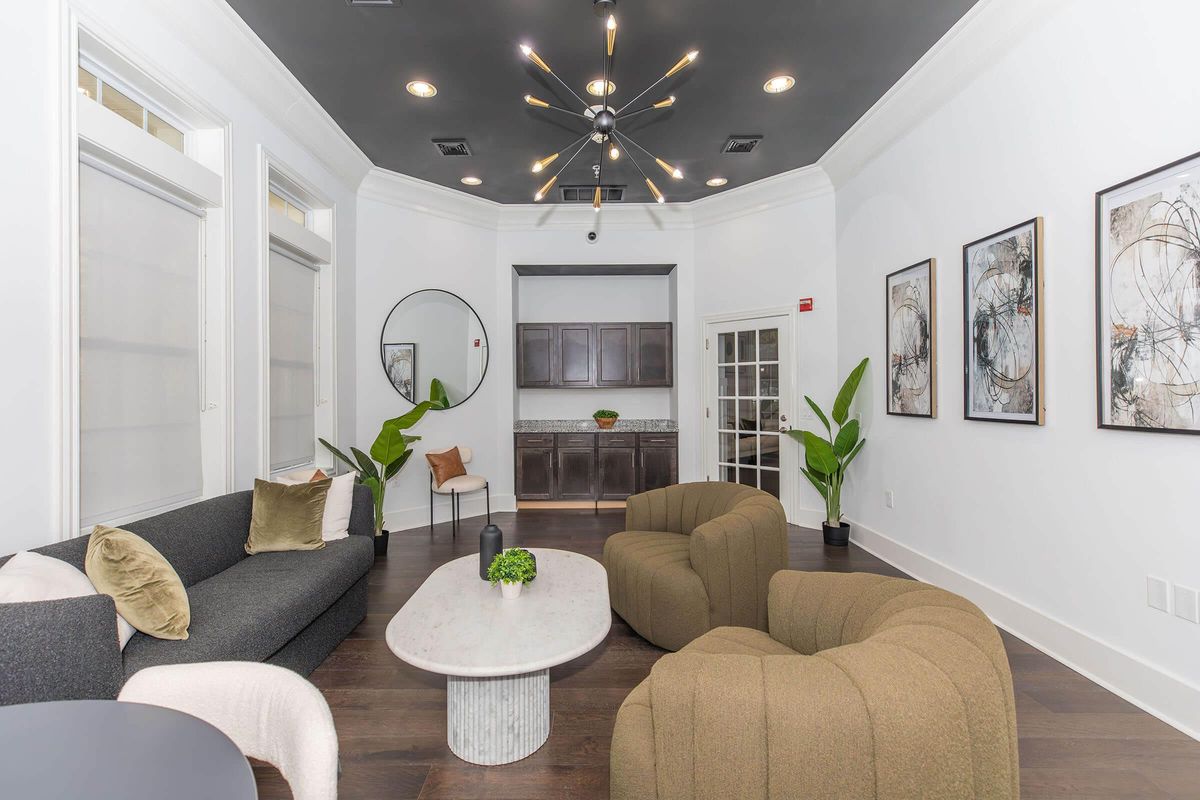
xmin=486 ymin=548 xmax=538 ymax=600
xmin=593 ymin=409 xmax=620 ymax=430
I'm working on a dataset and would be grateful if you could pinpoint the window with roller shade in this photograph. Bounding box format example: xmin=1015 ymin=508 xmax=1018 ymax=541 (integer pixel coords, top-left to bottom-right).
xmin=269 ymin=248 xmax=318 ymax=471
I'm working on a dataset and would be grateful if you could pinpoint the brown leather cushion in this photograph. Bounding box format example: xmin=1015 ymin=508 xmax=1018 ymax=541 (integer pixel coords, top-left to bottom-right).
xmin=426 ymin=448 xmax=467 ymax=487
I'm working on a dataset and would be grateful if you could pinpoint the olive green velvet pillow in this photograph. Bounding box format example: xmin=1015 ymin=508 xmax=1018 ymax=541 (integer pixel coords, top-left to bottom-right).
xmin=245 ymin=478 xmax=330 ymax=555
xmin=85 ymin=525 xmax=191 ymax=640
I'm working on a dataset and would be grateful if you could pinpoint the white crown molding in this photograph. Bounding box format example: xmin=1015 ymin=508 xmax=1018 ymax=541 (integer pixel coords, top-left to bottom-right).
xmin=497 ymin=201 xmax=695 ymax=232
xmin=688 ymin=163 xmax=834 ymax=227
xmin=109 ymin=0 xmax=374 ymax=191
xmin=818 ymin=0 xmax=1055 ymax=188
xmin=359 ymin=168 xmax=502 ymax=231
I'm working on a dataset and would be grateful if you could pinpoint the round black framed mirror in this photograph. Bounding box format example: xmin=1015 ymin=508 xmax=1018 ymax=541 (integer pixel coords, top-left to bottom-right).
xmin=379 ymin=289 xmax=489 ymax=409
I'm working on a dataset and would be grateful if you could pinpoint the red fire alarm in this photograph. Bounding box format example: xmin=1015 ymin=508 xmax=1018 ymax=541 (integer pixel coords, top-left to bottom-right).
xmin=473 ymin=339 xmax=481 ymax=347
xmin=798 ymin=298 xmax=814 ymax=313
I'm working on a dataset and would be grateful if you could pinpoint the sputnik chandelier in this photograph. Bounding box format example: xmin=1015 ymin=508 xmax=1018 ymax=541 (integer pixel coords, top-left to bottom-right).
xmin=520 ymin=0 xmax=698 ymax=210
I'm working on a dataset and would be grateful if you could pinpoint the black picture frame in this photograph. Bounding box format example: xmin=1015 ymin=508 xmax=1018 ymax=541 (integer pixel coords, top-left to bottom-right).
xmin=885 ymin=258 xmax=937 ymax=419
xmin=962 ymin=217 xmax=1045 ymax=425
xmin=1095 ymin=150 xmax=1200 ymax=435
xmin=381 ymin=342 xmax=416 ymax=403
xmin=378 ymin=288 xmax=490 ymax=410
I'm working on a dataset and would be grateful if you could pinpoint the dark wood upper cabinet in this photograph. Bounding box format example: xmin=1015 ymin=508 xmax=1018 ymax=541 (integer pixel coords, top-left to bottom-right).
xmin=516 ymin=322 xmax=672 ymax=389
xmin=516 ymin=325 xmax=554 ymax=388
xmin=595 ymin=323 xmax=634 ymax=387
xmin=633 ymin=323 xmax=673 ymax=387
xmin=556 ymin=324 xmax=594 ymax=387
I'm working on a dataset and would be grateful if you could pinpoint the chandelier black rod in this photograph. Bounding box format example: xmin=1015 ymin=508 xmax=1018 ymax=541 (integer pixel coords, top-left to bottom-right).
xmin=611 ymin=129 xmax=662 ymax=166
xmin=611 ymin=131 xmax=651 ymax=183
xmin=617 ymin=73 xmax=675 ymax=115
xmin=538 ymin=103 xmax=593 ymax=122
xmin=543 ymin=68 xmax=592 ymax=113
xmin=616 ymin=102 xmax=671 ymax=122
xmin=548 ymin=134 xmax=594 ymax=181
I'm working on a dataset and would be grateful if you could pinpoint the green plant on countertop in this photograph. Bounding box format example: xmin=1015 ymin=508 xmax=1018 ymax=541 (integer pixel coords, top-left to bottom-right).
xmin=320 ymin=378 xmax=450 ymax=536
xmin=592 ymin=409 xmax=619 ymax=419
xmin=786 ymin=357 xmax=869 ymax=526
xmin=486 ymin=548 xmax=538 ymax=586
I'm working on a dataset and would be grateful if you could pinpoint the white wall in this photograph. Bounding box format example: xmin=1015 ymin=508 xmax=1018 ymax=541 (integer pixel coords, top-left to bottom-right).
xmin=0 ymin=0 xmax=367 ymax=552
xmin=832 ymin=0 xmax=1200 ymax=737
xmin=516 ymin=274 xmax=673 ymax=420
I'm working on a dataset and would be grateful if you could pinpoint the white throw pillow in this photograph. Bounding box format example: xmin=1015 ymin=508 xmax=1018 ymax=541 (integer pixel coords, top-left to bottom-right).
xmin=274 ymin=468 xmax=353 ymax=541
xmin=0 ymin=550 xmax=137 ymax=649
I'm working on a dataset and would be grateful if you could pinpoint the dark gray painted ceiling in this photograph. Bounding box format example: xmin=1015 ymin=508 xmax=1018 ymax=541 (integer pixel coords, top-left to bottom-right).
xmin=227 ymin=0 xmax=976 ymax=204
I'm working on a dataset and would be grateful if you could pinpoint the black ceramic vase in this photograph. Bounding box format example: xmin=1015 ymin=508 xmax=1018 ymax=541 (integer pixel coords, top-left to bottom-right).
xmin=374 ymin=530 xmax=390 ymax=557
xmin=822 ymin=522 xmax=850 ymax=547
xmin=479 ymin=524 xmax=503 ymax=580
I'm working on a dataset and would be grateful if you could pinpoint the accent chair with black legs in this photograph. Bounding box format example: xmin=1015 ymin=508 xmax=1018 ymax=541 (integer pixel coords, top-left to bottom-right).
xmin=602 ymin=482 xmax=788 ymax=652
xmin=427 ymin=446 xmax=490 ymax=537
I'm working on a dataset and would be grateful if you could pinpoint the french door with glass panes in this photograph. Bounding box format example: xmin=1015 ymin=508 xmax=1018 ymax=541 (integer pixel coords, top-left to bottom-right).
xmin=704 ymin=314 xmax=794 ymax=517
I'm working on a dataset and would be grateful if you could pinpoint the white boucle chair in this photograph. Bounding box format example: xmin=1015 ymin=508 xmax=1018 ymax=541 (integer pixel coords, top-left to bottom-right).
xmin=427 ymin=445 xmax=490 ymax=537
xmin=119 ymin=662 xmax=338 ymax=800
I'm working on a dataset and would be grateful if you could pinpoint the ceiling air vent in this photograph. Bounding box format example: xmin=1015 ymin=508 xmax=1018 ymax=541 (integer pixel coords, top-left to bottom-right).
xmin=560 ymin=185 xmax=625 ymax=202
xmin=432 ymin=138 xmax=472 ymax=157
xmin=723 ymin=135 xmax=763 ymax=154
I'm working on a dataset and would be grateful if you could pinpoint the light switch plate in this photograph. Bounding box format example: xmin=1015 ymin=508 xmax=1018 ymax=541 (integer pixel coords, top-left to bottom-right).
xmin=885 ymin=490 xmax=895 ymax=509
xmin=1173 ymin=585 xmax=1200 ymax=624
xmin=1147 ymin=576 xmax=1170 ymax=613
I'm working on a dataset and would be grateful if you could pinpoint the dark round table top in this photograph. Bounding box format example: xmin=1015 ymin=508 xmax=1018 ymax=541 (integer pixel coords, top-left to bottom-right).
xmin=0 ymin=700 xmax=258 ymax=800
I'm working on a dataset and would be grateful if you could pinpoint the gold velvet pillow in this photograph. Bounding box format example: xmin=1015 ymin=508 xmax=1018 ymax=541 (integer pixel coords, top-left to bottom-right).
xmin=426 ymin=448 xmax=467 ymax=487
xmin=245 ymin=478 xmax=330 ymax=555
xmin=85 ymin=526 xmax=191 ymax=641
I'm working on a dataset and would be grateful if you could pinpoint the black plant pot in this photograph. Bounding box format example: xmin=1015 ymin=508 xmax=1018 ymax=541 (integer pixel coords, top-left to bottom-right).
xmin=374 ymin=530 xmax=390 ymax=557
xmin=822 ymin=522 xmax=850 ymax=547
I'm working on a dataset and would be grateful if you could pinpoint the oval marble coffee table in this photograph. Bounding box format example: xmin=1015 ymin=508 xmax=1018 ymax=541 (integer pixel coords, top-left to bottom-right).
xmin=386 ymin=548 xmax=610 ymax=765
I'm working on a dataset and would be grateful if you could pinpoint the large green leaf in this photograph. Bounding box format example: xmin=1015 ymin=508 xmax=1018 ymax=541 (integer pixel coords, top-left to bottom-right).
xmin=383 ymin=449 xmax=413 ymax=481
xmin=805 ymin=396 xmax=831 ymax=434
xmin=371 ymin=418 xmax=423 ymax=466
xmin=832 ymin=357 xmax=870 ymax=426
xmin=800 ymin=467 xmax=829 ymax=499
xmin=384 ymin=401 xmax=435 ymax=432
xmin=841 ymin=437 xmax=866 ymax=471
xmin=350 ymin=447 xmax=379 ymax=481
xmin=319 ymin=438 xmax=359 ymax=474
xmin=802 ymin=431 xmax=838 ymax=475
xmin=833 ymin=418 xmax=860 ymax=458
xmin=429 ymin=378 xmax=449 ymax=410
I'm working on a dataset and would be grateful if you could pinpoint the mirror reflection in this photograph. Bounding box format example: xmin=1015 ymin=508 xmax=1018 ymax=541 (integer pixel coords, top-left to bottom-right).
xmin=379 ymin=289 xmax=488 ymax=408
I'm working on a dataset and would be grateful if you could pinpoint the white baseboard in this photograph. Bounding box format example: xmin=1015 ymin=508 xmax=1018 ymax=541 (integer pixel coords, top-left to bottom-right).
xmin=849 ymin=519 xmax=1200 ymax=743
xmin=791 ymin=507 xmax=826 ymax=529
xmin=385 ymin=493 xmax=517 ymax=534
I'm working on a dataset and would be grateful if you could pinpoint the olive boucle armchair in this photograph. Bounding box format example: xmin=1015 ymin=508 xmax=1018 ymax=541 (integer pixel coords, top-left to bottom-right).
xmin=610 ymin=570 xmax=1020 ymax=800
xmin=602 ymin=482 xmax=788 ymax=652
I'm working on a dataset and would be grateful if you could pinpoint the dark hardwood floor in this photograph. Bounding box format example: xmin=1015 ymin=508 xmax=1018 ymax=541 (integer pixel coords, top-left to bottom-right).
xmin=253 ymin=510 xmax=1200 ymax=799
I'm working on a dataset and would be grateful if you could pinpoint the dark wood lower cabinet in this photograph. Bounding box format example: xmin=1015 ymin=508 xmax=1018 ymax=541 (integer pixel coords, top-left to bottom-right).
xmin=514 ymin=447 xmax=554 ymax=500
xmin=597 ymin=448 xmax=637 ymax=500
xmin=556 ymin=448 xmax=597 ymax=500
xmin=639 ymin=445 xmax=678 ymax=493
xmin=515 ymin=432 xmax=677 ymax=501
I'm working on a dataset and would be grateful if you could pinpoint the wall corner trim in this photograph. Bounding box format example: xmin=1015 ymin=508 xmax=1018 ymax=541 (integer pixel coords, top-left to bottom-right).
xmin=850 ymin=519 xmax=1200 ymax=743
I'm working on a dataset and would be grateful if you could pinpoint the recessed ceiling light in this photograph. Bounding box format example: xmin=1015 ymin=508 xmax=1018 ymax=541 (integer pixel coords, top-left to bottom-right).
xmin=763 ymin=75 xmax=795 ymax=94
xmin=460 ymin=176 xmax=483 ymax=186
xmin=706 ymin=177 xmax=728 ymax=187
xmin=587 ymin=79 xmax=616 ymax=97
xmin=406 ymin=80 xmax=437 ymax=98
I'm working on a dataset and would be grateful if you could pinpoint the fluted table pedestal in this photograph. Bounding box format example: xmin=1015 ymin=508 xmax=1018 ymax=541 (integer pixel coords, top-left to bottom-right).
xmin=446 ymin=669 xmax=550 ymax=765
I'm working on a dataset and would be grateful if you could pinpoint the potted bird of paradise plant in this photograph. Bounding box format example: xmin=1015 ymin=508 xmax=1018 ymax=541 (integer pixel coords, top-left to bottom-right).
xmin=320 ymin=378 xmax=449 ymax=556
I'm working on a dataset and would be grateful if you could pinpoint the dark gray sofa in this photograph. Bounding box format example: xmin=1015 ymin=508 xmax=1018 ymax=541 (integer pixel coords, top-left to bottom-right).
xmin=0 ymin=484 xmax=375 ymax=706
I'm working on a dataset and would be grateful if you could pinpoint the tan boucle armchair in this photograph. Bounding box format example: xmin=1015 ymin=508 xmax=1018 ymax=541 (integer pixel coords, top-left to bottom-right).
xmin=610 ymin=570 xmax=1020 ymax=800
xmin=602 ymin=482 xmax=788 ymax=652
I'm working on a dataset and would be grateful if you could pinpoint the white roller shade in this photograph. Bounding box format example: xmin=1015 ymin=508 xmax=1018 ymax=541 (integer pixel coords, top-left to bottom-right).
xmin=79 ymin=162 xmax=204 ymax=526
xmin=269 ymin=249 xmax=318 ymax=472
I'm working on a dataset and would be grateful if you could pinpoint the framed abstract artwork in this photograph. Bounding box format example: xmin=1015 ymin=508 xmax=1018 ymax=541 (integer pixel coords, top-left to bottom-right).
xmin=1096 ymin=151 xmax=1200 ymax=434
xmin=885 ymin=259 xmax=937 ymax=417
xmin=382 ymin=342 xmax=416 ymax=402
xmin=962 ymin=217 xmax=1045 ymax=424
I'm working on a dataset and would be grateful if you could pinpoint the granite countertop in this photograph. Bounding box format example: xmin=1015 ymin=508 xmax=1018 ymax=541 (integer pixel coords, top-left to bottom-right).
xmin=514 ymin=419 xmax=678 ymax=433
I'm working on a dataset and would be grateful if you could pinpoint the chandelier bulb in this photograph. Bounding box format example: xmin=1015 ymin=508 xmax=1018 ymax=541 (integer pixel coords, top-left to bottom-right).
xmin=656 ymin=158 xmax=684 ymax=180
xmin=609 ymin=145 xmax=619 ymax=160
xmin=534 ymin=175 xmax=558 ymax=202
xmin=532 ymin=152 xmax=560 ymax=173
xmin=645 ymin=178 xmax=665 ymax=204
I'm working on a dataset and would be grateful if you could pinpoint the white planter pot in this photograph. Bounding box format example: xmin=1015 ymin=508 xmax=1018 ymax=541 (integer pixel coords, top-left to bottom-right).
xmin=500 ymin=580 xmax=523 ymax=600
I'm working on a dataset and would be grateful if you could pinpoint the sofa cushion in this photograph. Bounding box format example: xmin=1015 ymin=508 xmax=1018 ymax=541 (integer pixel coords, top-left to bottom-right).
xmin=121 ymin=534 xmax=373 ymax=675
xmin=680 ymin=626 xmax=797 ymax=657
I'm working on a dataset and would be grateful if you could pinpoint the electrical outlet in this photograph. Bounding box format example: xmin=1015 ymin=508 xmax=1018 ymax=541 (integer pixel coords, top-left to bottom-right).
xmin=884 ymin=490 xmax=895 ymax=509
xmin=1146 ymin=576 xmax=1170 ymax=613
xmin=1173 ymin=585 xmax=1200 ymax=624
